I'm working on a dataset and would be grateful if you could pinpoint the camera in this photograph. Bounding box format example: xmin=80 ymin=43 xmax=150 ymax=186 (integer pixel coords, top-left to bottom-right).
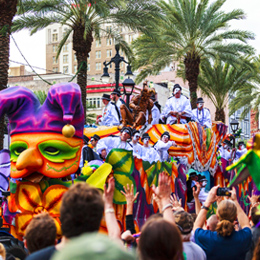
xmin=217 ymin=187 xmax=231 ymax=197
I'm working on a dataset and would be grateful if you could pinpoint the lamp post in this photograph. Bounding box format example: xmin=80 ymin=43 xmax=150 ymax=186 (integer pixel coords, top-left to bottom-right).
xmin=230 ymin=119 xmax=239 ymax=148
xmin=101 ymin=44 xmax=133 ymax=90
xmin=122 ymin=77 xmax=135 ymax=108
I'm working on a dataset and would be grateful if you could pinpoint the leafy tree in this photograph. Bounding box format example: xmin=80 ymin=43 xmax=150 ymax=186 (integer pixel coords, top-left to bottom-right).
xmin=198 ymin=57 xmax=258 ymax=123
xmin=33 ymin=90 xmax=48 ymax=104
xmin=132 ymin=0 xmax=255 ymax=108
xmin=229 ymin=56 xmax=260 ymax=121
xmin=12 ymin=0 xmax=160 ymax=121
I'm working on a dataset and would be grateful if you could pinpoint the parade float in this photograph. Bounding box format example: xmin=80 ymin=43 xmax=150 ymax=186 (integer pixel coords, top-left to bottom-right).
xmin=0 ymin=82 xmax=254 ymax=239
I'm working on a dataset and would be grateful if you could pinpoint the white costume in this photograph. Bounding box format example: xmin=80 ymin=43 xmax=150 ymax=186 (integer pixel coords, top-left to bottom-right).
xmin=97 ymin=136 xmax=132 ymax=155
xmin=154 ymin=140 xmax=175 ymax=162
xmin=218 ymin=146 xmax=232 ymax=161
xmin=235 ymin=148 xmax=247 ymax=160
xmin=99 ymin=102 xmax=120 ymax=126
xmin=192 ymin=108 xmax=212 ymax=128
xmin=161 ymin=95 xmax=192 ymax=124
xmin=141 ymin=146 xmax=160 ymax=163
xmin=146 ymin=104 xmax=160 ymax=125
xmin=129 ymin=142 xmax=143 ymax=159
xmin=198 ymin=188 xmax=209 ymax=203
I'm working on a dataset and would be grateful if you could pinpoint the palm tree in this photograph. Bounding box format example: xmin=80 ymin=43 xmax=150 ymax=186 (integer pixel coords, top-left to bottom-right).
xmin=132 ymin=0 xmax=255 ymax=109
xmin=0 ymin=0 xmax=20 ymax=149
xmin=229 ymin=56 xmax=260 ymax=120
xmin=198 ymin=58 xmax=258 ymax=123
xmin=12 ymin=0 xmax=160 ymax=121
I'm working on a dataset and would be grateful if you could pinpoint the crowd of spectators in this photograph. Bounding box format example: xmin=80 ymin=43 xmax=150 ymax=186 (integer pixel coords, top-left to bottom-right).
xmin=0 ymin=172 xmax=260 ymax=260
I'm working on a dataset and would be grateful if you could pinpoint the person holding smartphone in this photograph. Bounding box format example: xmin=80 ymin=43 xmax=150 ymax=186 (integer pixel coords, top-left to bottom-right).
xmin=193 ymin=186 xmax=252 ymax=260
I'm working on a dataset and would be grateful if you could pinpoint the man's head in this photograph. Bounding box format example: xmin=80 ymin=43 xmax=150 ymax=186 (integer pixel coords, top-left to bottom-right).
xmin=223 ymin=139 xmax=232 ymax=150
xmin=197 ymin=97 xmax=204 ymax=110
xmin=141 ymin=133 xmax=150 ymax=147
xmin=60 ymin=183 xmax=104 ymax=239
xmin=206 ymin=214 xmax=218 ymax=231
xmin=90 ymin=134 xmax=100 ymax=148
xmin=174 ymin=211 xmax=194 ymax=240
xmin=189 ymin=171 xmax=198 ymax=181
xmin=198 ymin=175 xmax=208 ymax=188
xmin=83 ymin=135 xmax=90 ymax=145
xmin=251 ymin=206 xmax=260 ymax=226
xmin=238 ymin=141 xmax=245 ymax=150
xmin=101 ymin=94 xmax=111 ymax=105
xmin=161 ymin=131 xmax=170 ymax=143
xmin=24 ymin=213 xmax=57 ymax=253
xmin=173 ymin=84 xmax=182 ymax=98
xmin=120 ymin=127 xmax=132 ymax=141
xmin=111 ymin=89 xmax=121 ymax=102
xmin=132 ymin=130 xmax=140 ymax=144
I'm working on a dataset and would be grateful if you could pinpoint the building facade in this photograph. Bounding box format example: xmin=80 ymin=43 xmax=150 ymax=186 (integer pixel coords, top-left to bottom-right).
xmin=45 ymin=23 xmax=138 ymax=77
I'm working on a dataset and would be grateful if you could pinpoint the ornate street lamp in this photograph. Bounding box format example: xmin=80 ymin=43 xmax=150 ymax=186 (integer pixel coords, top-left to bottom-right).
xmin=230 ymin=119 xmax=239 ymax=149
xmin=101 ymin=44 xmax=132 ymax=90
xmin=230 ymin=119 xmax=239 ymax=134
xmin=100 ymin=65 xmax=110 ymax=83
xmin=122 ymin=77 xmax=135 ymax=108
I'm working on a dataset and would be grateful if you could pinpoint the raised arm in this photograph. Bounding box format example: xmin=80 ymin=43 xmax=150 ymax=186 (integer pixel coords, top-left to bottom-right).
xmin=103 ymin=177 xmax=121 ymax=241
xmin=152 ymin=172 xmax=175 ymax=224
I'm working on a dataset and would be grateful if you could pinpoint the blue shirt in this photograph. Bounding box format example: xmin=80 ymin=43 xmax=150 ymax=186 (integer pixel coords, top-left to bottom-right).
xmin=195 ymin=227 xmax=252 ymax=260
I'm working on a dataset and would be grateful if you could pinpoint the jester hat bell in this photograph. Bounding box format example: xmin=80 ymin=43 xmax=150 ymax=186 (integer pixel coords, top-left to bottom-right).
xmin=0 ymin=83 xmax=84 ymax=138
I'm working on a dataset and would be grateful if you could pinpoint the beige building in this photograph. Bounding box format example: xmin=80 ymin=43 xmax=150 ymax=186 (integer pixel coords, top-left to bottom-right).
xmin=46 ymin=23 xmax=138 ymax=77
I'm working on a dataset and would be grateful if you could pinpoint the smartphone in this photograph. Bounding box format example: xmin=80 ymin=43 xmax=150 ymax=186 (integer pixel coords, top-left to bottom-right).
xmin=217 ymin=187 xmax=231 ymax=197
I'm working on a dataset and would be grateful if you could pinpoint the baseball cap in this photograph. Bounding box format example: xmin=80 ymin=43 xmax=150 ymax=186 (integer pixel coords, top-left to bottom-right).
xmin=174 ymin=211 xmax=194 ymax=235
xmin=52 ymin=233 xmax=136 ymax=260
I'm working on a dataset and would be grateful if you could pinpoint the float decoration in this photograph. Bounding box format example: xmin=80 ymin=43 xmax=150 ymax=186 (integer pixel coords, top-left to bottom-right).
xmin=227 ymin=133 xmax=260 ymax=190
xmin=0 ymin=83 xmax=84 ymax=180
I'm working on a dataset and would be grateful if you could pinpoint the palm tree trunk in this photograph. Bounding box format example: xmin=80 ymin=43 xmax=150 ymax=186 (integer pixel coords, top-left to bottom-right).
xmin=0 ymin=0 xmax=18 ymax=149
xmin=72 ymin=25 xmax=93 ymax=123
xmin=215 ymin=108 xmax=225 ymax=123
xmin=184 ymin=52 xmax=200 ymax=109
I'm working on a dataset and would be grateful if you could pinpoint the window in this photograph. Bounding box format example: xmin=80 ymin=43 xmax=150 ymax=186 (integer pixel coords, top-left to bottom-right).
xmin=74 ymin=65 xmax=77 ymax=73
xmin=95 ymin=39 xmax=101 ymax=47
xmin=107 ymin=49 xmax=112 ymax=58
xmin=96 ymin=62 xmax=101 ymax=70
xmin=128 ymin=35 xmax=133 ymax=43
xmin=63 ymin=44 xmax=68 ymax=52
xmin=74 ymin=53 xmax=77 ymax=62
xmin=120 ymin=62 xmax=124 ymax=68
xmin=87 ymin=97 xmax=101 ymax=109
xmin=53 ymin=45 xmax=58 ymax=53
xmin=63 ymin=55 xmax=69 ymax=63
xmin=63 ymin=66 xmax=69 ymax=74
xmin=95 ymin=51 xmax=101 ymax=59
xmin=106 ymin=26 xmax=112 ymax=32
xmin=87 ymin=63 xmax=90 ymax=71
xmin=52 ymin=56 xmax=57 ymax=64
xmin=53 ymin=67 xmax=58 ymax=73
xmin=106 ymin=38 xmax=112 ymax=46
xmin=52 ymin=33 xmax=58 ymax=42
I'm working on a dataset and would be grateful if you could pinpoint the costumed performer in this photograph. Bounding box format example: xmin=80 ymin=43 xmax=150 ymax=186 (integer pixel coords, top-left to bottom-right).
xmin=192 ymin=97 xmax=212 ymax=128
xmin=154 ymin=131 xmax=177 ymax=162
xmin=96 ymin=127 xmax=133 ymax=157
xmin=141 ymin=133 xmax=160 ymax=163
xmin=160 ymin=84 xmax=192 ymax=124
xmin=235 ymin=141 xmax=247 ymax=161
xmin=129 ymin=129 xmax=143 ymax=159
xmin=96 ymin=94 xmax=120 ymax=126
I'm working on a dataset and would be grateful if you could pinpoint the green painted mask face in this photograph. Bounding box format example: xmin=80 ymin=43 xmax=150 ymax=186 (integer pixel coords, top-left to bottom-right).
xmin=10 ymin=133 xmax=83 ymax=179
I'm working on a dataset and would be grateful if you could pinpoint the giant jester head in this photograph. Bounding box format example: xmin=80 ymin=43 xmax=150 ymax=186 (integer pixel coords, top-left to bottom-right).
xmin=0 ymin=83 xmax=84 ymax=182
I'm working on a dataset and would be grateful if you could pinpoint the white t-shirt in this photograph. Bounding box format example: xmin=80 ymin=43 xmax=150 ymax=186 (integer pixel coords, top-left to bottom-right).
xmin=183 ymin=241 xmax=206 ymax=260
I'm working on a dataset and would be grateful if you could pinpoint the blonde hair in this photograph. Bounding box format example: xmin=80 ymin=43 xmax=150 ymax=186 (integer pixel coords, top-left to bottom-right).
xmin=0 ymin=243 xmax=6 ymax=260
xmin=216 ymin=200 xmax=237 ymax=237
